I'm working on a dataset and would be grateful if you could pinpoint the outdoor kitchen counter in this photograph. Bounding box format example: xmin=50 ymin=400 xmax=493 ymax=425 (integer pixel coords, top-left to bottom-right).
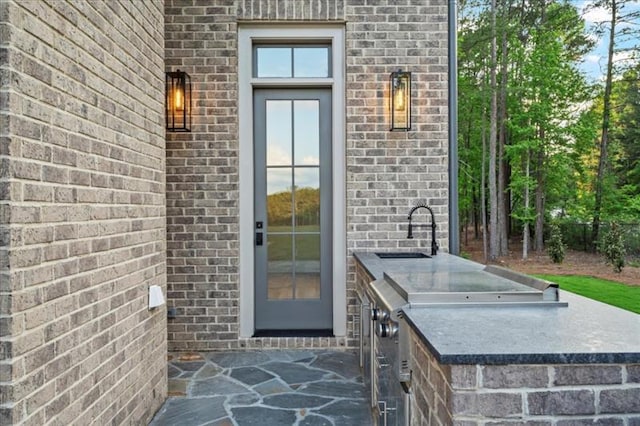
xmin=354 ymin=251 xmax=640 ymax=365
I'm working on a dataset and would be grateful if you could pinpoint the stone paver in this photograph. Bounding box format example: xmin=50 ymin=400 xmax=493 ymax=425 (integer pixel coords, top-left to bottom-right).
xmin=149 ymin=350 xmax=372 ymax=426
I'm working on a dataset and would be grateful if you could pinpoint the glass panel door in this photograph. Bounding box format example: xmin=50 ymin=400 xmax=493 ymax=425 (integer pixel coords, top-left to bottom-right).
xmin=254 ymin=89 xmax=332 ymax=331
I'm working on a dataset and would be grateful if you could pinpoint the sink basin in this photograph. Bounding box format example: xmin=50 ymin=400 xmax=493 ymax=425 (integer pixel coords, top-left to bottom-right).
xmin=375 ymin=252 xmax=430 ymax=259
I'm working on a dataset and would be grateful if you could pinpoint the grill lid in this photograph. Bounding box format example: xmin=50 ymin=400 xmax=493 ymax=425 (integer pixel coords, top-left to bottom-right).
xmin=378 ymin=267 xmax=566 ymax=308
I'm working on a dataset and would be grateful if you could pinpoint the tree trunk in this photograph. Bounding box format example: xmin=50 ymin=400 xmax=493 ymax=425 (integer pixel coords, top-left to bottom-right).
xmin=488 ymin=0 xmax=499 ymax=260
xmin=534 ymin=144 xmax=545 ymax=252
xmin=481 ymin=97 xmax=489 ymax=263
xmin=592 ymin=0 xmax=616 ymax=247
xmin=498 ymin=3 xmax=509 ymax=256
xmin=523 ymin=150 xmax=530 ymax=260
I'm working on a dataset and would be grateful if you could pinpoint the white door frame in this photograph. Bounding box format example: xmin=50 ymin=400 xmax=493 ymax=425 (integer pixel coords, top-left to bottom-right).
xmin=238 ymin=25 xmax=346 ymax=338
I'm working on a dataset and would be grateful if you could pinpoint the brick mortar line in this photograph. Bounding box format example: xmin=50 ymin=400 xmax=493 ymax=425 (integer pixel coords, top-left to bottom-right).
xmin=7 ymin=177 xmax=166 ymax=194
xmin=7 ymin=245 xmax=165 ymax=291
xmin=6 ymin=45 xmax=163 ymax=133
xmin=8 ymin=267 xmax=165 ymax=353
xmin=63 ymin=315 xmax=165 ymax=423
xmin=4 ymin=105 xmax=166 ymax=159
xmin=6 ymin=62 xmax=163 ymax=139
xmin=15 ymin=1 xmax=165 ymax=113
xmin=5 ymin=216 xmax=166 ymax=231
xmin=18 ymin=305 xmax=165 ymax=423
xmin=457 ymin=383 xmax=640 ymax=393
xmin=8 ymin=227 xmax=165 ymax=249
xmin=8 ymin=198 xmax=167 ymax=207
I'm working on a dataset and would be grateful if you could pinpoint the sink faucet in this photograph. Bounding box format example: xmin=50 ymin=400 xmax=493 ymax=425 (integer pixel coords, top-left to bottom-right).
xmin=407 ymin=203 xmax=439 ymax=256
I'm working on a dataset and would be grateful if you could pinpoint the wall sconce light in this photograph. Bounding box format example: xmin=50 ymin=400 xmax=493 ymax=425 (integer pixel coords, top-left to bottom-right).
xmin=390 ymin=69 xmax=411 ymax=131
xmin=166 ymin=69 xmax=191 ymax=132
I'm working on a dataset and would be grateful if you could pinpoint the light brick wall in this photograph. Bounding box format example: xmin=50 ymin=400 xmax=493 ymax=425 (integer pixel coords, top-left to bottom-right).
xmin=165 ymin=0 xmax=449 ymax=350
xmin=1 ymin=1 xmax=167 ymax=424
xmin=409 ymin=328 xmax=640 ymax=425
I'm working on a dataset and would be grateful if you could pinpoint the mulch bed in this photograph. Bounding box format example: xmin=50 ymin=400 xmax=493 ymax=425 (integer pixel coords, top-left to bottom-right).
xmin=462 ymin=238 xmax=640 ymax=287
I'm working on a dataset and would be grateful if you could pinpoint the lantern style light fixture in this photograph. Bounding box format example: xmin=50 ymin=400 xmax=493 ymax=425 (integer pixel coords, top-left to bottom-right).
xmin=390 ymin=69 xmax=411 ymax=131
xmin=166 ymin=69 xmax=191 ymax=132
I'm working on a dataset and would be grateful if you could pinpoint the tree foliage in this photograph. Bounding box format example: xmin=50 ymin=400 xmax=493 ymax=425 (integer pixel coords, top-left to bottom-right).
xmin=600 ymin=222 xmax=626 ymax=272
xmin=547 ymin=223 xmax=566 ymax=264
xmin=458 ymin=0 xmax=639 ymax=260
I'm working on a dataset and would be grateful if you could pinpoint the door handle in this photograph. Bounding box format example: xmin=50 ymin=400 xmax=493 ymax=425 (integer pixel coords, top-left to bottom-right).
xmin=256 ymin=232 xmax=263 ymax=246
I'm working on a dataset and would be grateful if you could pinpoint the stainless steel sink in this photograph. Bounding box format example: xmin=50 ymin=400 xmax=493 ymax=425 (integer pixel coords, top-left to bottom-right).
xmin=375 ymin=252 xmax=430 ymax=259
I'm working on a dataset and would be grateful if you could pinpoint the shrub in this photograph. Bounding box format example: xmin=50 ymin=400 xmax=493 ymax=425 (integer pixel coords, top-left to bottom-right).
xmin=600 ymin=222 xmax=626 ymax=273
xmin=547 ymin=223 xmax=566 ymax=264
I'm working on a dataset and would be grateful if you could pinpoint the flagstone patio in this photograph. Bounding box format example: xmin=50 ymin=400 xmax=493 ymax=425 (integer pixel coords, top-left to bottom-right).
xmin=149 ymin=350 xmax=372 ymax=426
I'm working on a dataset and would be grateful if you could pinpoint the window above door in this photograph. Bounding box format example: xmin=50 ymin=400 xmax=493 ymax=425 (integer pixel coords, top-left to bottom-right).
xmin=254 ymin=45 xmax=332 ymax=78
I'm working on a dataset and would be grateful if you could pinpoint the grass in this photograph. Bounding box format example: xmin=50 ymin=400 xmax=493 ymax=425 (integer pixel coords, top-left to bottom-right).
xmin=535 ymin=274 xmax=640 ymax=314
xmin=267 ymin=225 xmax=320 ymax=261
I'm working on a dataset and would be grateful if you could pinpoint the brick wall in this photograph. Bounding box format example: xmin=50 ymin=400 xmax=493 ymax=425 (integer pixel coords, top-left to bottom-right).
xmin=164 ymin=0 xmax=240 ymax=351
xmin=409 ymin=328 xmax=640 ymax=425
xmin=0 ymin=1 xmax=167 ymax=424
xmin=345 ymin=1 xmax=449 ymax=254
xmin=165 ymin=0 xmax=449 ymax=351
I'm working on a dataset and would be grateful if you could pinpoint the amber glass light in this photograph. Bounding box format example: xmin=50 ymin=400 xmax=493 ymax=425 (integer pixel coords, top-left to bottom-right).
xmin=390 ymin=70 xmax=411 ymax=131
xmin=166 ymin=70 xmax=191 ymax=132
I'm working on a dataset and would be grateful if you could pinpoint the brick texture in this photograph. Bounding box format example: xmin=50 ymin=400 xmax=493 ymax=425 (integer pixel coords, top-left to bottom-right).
xmin=407 ymin=325 xmax=640 ymax=425
xmin=165 ymin=0 xmax=450 ymax=351
xmin=1 ymin=1 xmax=167 ymax=424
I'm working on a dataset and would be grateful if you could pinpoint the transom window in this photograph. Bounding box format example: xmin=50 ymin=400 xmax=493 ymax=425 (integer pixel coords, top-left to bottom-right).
xmin=254 ymin=45 xmax=331 ymax=78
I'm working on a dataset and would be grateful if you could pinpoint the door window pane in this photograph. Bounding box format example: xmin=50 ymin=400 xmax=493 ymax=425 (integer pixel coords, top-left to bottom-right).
xmin=294 ymin=168 xmax=320 ymax=228
xmin=267 ymin=169 xmax=292 ymax=227
xmin=268 ymin=234 xmax=293 ymax=299
xmin=294 ymin=235 xmax=320 ymax=299
xmin=294 ymin=100 xmax=319 ymax=165
xmin=256 ymin=47 xmax=292 ymax=77
xmin=294 ymin=47 xmax=329 ymax=77
xmin=266 ymin=100 xmax=292 ymax=166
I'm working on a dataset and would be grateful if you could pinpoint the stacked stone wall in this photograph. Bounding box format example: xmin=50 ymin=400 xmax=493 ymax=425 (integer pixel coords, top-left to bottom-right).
xmin=0 ymin=1 xmax=167 ymax=424
xmin=409 ymin=328 xmax=640 ymax=425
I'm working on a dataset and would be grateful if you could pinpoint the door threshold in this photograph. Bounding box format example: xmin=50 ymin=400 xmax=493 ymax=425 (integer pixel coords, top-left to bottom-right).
xmin=253 ymin=329 xmax=334 ymax=338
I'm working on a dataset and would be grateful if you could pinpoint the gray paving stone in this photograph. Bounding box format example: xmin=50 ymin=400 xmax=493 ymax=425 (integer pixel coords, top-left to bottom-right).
xmin=195 ymin=363 xmax=223 ymax=380
xmin=208 ymin=351 xmax=271 ymax=368
xmin=228 ymin=393 xmax=261 ymax=406
xmin=261 ymin=361 xmax=327 ymax=384
xmin=253 ymin=378 xmax=292 ymax=395
xmin=191 ymin=375 xmax=250 ymax=397
xmin=263 ymin=393 xmax=333 ymax=409
xmin=299 ymin=381 xmax=366 ymax=399
xmin=203 ymin=418 xmax=234 ymax=426
xmin=299 ymin=414 xmax=334 ymax=426
xmin=230 ymin=366 xmax=275 ymax=386
xmin=268 ymin=350 xmax=317 ymax=362
xmin=314 ymin=399 xmax=373 ymax=425
xmin=311 ymin=352 xmax=361 ymax=380
xmin=154 ymin=351 xmax=371 ymax=426
xmin=149 ymin=396 xmax=226 ymax=426
xmin=230 ymin=406 xmax=297 ymax=425
xmin=168 ymin=379 xmax=188 ymax=396
xmin=168 ymin=364 xmax=181 ymax=378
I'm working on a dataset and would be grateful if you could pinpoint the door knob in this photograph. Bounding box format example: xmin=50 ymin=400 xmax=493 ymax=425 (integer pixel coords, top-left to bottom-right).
xmin=256 ymin=232 xmax=263 ymax=246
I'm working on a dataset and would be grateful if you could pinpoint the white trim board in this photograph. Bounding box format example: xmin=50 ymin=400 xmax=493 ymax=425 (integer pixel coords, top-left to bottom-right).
xmin=238 ymin=25 xmax=346 ymax=338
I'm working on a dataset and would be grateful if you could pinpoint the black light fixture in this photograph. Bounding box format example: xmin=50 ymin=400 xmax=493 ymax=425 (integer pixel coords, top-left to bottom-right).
xmin=166 ymin=69 xmax=191 ymax=132
xmin=390 ymin=69 xmax=411 ymax=131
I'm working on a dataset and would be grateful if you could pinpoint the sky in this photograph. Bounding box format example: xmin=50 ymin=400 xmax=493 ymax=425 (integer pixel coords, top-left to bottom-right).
xmin=573 ymin=0 xmax=640 ymax=81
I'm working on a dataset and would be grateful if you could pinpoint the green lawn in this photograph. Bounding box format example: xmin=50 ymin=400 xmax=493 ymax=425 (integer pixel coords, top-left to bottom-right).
xmin=267 ymin=226 xmax=320 ymax=261
xmin=535 ymin=274 xmax=640 ymax=314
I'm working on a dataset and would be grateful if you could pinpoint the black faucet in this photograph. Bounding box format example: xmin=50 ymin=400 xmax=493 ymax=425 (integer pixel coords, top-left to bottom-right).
xmin=407 ymin=203 xmax=439 ymax=256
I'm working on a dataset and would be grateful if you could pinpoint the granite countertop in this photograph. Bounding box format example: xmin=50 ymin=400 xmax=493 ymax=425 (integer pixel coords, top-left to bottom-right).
xmin=354 ymin=251 xmax=640 ymax=365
